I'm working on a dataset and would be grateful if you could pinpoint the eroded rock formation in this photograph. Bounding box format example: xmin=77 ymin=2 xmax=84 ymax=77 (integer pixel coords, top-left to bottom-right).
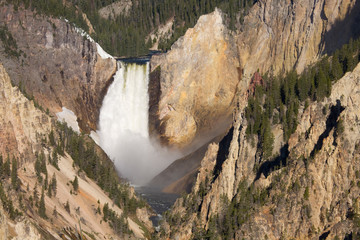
xmin=0 ymin=5 xmax=116 ymax=132
xmin=150 ymin=0 xmax=360 ymax=150
xmin=150 ymin=8 xmax=240 ymax=149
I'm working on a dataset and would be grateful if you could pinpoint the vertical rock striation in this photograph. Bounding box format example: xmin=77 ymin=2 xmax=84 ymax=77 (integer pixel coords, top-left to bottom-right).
xmin=0 ymin=63 xmax=52 ymax=159
xmin=150 ymin=8 xmax=240 ymax=149
xmin=0 ymin=5 xmax=116 ymax=132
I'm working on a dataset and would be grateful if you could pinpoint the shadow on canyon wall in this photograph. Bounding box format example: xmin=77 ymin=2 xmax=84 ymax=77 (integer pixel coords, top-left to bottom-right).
xmin=323 ymin=0 xmax=360 ymax=54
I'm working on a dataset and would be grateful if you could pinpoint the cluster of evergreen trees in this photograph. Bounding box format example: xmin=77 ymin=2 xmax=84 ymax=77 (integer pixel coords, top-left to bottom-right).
xmin=0 ymin=155 xmax=22 ymax=220
xmin=245 ymin=37 xmax=360 ymax=161
xmin=102 ymin=202 xmax=131 ymax=236
xmin=31 ymin=150 xmax=58 ymax=219
xmin=0 ymin=25 xmax=21 ymax=58
xmin=7 ymin=0 xmax=254 ymax=57
xmin=53 ymin=122 xmax=146 ymax=216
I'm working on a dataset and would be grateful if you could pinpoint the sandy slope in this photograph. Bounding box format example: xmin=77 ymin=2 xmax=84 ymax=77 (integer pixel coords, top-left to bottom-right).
xmin=18 ymin=152 xmax=145 ymax=239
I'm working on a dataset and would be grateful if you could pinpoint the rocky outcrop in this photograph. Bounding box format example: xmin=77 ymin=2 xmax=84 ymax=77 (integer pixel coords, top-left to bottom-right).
xmin=98 ymin=0 xmax=132 ymax=19
xmin=162 ymin=62 xmax=360 ymax=239
xmin=150 ymin=8 xmax=240 ymax=149
xmin=0 ymin=63 xmax=52 ymax=158
xmin=0 ymin=4 xmax=116 ymax=132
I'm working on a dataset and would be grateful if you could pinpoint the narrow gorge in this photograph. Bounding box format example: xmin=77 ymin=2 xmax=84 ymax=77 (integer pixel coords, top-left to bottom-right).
xmin=1 ymin=0 xmax=360 ymax=239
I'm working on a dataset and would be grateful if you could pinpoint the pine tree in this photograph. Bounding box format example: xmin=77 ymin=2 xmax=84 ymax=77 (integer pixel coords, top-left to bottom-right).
xmin=53 ymin=206 xmax=58 ymax=218
xmin=11 ymin=158 xmax=18 ymax=190
xmin=51 ymin=150 xmax=59 ymax=169
xmin=65 ymin=200 xmax=70 ymax=214
xmin=34 ymin=156 xmax=42 ymax=180
xmin=49 ymin=130 xmax=56 ymax=146
xmin=38 ymin=188 xmax=46 ymax=218
xmin=44 ymin=172 xmax=48 ymax=190
xmin=47 ymin=184 xmax=52 ymax=198
xmin=40 ymin=151 xmax=47 ymax=174
xmin=33 ymin=183 xmax=39 ymax=205
xmin=331 ymin=52 xmax=343 ymax=80
xmin=51 ymin=173 xmax=57 ymax=196
xmin=72 ymin=175 xmax=79 ymax=193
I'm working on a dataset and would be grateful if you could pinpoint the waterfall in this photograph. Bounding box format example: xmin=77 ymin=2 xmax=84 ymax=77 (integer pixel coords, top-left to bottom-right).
xmin=98 ymin=61 xmax=178 ymax=185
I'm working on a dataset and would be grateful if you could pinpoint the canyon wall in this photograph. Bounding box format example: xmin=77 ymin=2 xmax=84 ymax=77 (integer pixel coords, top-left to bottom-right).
xmin=150 ymin=8 xmax=240 ymax=149
xmin=0 ymin=5 xmax=116 ymax=132
xmin=155 ymin=0 xmax=360 ymax=238
xmin=150 ymin=0 xmax=360 ymax=150
xmin=162 ymin=56 xmax=360 ymax=240
xmin=238 ymin=0 xmax=360 ymax=76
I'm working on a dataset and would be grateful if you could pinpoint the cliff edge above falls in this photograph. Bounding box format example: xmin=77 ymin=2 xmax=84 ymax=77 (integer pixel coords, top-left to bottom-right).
xmin=0 ymin=4 xmax=116 ymax=132
xmin=149 ymin=0 xmax=360 ymax=150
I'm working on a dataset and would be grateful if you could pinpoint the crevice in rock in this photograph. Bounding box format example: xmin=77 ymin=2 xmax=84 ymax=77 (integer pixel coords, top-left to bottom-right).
xmin=319 ymin=230 xmax=330 ymax=240
xmin=148 ymin=65 xmax=163 ymax=142
xmin=344 ymin=232 xmax=353 ymax=240
xmin=310 ymin=100 xmax=345 ymax=158
xmin=212 ymin=126 xmax=234 ymax=183
xmin=255 ymin=143 xmax=289 ymax=180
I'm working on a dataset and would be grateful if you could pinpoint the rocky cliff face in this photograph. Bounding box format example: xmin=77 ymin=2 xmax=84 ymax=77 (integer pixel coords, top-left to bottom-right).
xmin=150 ymin=0 xmax=360 ymax=150
xmin=0 ymin=4 xmax=116 ymax=132
xmin=150 ymin=8 xmax=240 ymax=149
xmin=0 ymin=63 xmax=52 ymax=158
xmin=237 ymin=0 xmax=360 ymax=76
xmin=161 ymin=62 xmax=360 ymax=240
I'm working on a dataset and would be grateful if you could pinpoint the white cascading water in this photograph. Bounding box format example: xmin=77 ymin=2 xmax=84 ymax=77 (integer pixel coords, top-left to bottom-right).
xmin=98 ymin=61 xmax=178 ymax=185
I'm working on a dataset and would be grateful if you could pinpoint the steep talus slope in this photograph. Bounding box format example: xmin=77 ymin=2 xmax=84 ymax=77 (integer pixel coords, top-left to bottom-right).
xmin=161 ymin=62 xmax=360 ymax=239
xmin=0 ymin=63 xmax=151 ymax=239
xmin=0 ymin=4 xmax=116 ymax=132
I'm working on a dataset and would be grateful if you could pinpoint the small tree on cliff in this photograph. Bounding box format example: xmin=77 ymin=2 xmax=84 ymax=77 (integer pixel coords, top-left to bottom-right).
xmin=11 ymin=158 xmax=19 ymax=190
xmin=38 ymin=188 xmax=46 ymax=219
xmin=72 ymin=176 xmax=79 ymax=193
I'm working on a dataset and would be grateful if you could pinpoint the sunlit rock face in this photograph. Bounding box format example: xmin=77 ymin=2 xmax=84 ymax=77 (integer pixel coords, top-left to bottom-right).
xmin=150 ymin=8 xmax=240 ymax=150
xmin=149 ymin=0 xmax=360 ymax=150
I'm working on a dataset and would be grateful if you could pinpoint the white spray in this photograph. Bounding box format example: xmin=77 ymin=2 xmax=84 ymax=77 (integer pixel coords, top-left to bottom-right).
xmin=98 ymin=61 xmax=179 ymax=185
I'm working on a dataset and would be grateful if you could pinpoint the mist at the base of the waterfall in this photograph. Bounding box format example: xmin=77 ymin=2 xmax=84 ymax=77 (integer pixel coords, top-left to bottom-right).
xmin=103 ymin=131 xmax=181 ymax=185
